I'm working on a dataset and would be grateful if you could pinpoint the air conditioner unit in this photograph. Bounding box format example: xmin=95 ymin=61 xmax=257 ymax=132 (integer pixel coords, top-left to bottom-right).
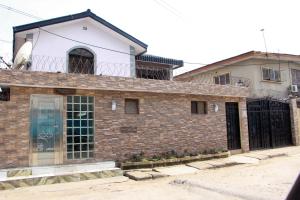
xmin=291 ymin=85 xmax=298 ymax=93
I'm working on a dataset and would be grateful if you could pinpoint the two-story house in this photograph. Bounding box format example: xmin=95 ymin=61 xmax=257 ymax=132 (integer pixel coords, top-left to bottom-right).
xmin=175 ymin=51 xmax=300 ymax=99
xmin=13 ymin=9 xmax=183 ymax=80
xmin=0 ymin=9 xmax=251 ymax=189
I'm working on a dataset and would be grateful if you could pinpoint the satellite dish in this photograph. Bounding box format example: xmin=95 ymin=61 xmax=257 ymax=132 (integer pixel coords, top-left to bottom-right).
xmin=12 ymin=41 xmax=32 ymax=69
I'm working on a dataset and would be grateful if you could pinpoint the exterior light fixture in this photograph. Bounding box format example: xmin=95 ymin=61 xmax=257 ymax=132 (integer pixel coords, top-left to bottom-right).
xmin=112 ymin=100 xmax=117 ymax=111
xmin=213 ymin=104 xmax=219 ymax=112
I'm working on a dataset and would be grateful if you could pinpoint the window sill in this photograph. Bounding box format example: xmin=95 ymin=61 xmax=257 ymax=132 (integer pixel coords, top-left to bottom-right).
xmin=261 ymin=80 xmax=283 ymax=84
xmin=66 ymin=157 xmax=95 ymax=161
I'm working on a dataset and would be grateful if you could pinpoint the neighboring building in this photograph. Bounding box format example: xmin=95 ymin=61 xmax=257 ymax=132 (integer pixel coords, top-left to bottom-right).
xmin=175 ymin=51 xmax=300 ymax=99
xmin=175 ymin=51 xmax=300 ymax=151
xmin=0 ymin=10 xmax=250 ymax=173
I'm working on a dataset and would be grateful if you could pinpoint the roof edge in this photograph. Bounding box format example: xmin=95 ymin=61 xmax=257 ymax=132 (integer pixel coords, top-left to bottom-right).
xmin=13 ymin=9 xmax=148 ymax=49
xmin=175 ymin=51 xmax=255 ymax=79
xmin=175 ymin=50 xmax=300 ymax=80
xmin=136 ymin=54 xmax=183 ymax=69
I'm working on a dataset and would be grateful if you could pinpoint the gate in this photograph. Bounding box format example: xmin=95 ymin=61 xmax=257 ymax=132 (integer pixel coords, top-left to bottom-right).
xmin=225 ymin=102 xmax=241 ymax=150
xmin=247 ymin=99 xmax=292 ymax=150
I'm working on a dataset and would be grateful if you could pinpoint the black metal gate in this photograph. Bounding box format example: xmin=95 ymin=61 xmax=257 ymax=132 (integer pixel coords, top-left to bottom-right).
xmin=247 ymin=99 xmax=292 ymax=150
xmin=226 ymin=102 xmax=241 ymax=150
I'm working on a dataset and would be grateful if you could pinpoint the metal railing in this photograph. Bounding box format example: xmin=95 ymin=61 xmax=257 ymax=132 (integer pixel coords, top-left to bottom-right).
xmin=184 ymin=75 xmax=251 ymax=87
xmin=230 ymin=76 xmax=251 ymax=87
xmin=10 ymin=55 xmax=172 ymax=80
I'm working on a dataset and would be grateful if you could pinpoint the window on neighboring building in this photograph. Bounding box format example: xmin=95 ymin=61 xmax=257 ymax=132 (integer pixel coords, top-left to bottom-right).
xmin=68 ymin=48 xmax=94 ymax=74
xmin=67 ymin=96 xmax=94 ymax=159
xmin=291 ymin=69 xmax=300 ymax=85
xmin=191 ymin=101 xmax=207 ymax=114
xmin=125 ymin=99 xmax=139 ymax=114
xmin=214 ymin=73 xmax=230 ymax=85
xmin=262 ymin=68 xmax=280 ymax=82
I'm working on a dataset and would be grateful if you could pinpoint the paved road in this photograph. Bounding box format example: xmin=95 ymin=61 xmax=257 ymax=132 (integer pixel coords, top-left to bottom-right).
xmin=1 ymin=154 xmax=300 ymax=200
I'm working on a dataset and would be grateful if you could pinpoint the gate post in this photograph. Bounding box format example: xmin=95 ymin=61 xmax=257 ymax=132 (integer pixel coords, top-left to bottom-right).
xmin=239 ymin=98 xmax=250 ymax=152
xmin=290 ymin=98 xmax=300 ymax=146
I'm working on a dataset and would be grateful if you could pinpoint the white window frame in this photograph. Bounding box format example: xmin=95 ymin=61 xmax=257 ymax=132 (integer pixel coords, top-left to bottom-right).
xmin=214 ymin=73 xmax=230 ymax=85
xmin=261 ymin=67 xmax=281 ymax=82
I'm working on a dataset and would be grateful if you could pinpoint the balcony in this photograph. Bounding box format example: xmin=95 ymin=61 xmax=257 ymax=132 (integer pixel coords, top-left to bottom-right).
xmin=12 ymin=55 xmax=177 ymax=81
xmin=229 ymin=76 xmax=252 ymax=87
xmin=182 ymin=75 xmax=251 ymax=87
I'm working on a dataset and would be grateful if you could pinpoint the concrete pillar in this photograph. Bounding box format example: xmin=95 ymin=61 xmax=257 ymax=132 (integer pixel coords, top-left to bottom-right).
xmin=129 ymin=46 xmax=136 ymax=78
xmin=290 ymin=98 xmax=300 ymax=146
xmin=238 ymin=98 xmax=250 ymax=152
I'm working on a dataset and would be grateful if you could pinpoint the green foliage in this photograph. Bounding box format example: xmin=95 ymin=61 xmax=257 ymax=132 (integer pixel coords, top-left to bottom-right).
xmin=130 ymin=151 xmax=145 ymax=162
xmin=126 ymin=147 xmax=227 ymax=162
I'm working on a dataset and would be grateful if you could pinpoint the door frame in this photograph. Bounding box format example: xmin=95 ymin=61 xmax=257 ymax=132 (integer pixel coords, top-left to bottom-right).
xmin=225 ymin=102 xmax=242 ymax=150
xmin=29 ymin=94 xmax=63 ymax=166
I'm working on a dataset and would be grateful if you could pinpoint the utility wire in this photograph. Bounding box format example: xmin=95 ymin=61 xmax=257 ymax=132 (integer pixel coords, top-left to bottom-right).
xmin=159 ymin=0 xmax=182 ymax=15
xmin=160 ymin=0 xmax=181 ymax=15
xmin=0 ymin=39 xmax=12 ymax=43
xmin=184 ymin=61 xmax=206 ymax=65
xmin=0 ymin=57 xmax=11 ymax=68
xmin=0 ymin=3 xmax=42 ymax=20
xmin=26 ymin=29 xmax=297 ymax=68
xmin=0 ymin=4 xmax=285 ymax=69
xmin=152 ymin=0 xmax=182 ymax=18
xmin=12 ymin=27 xmax=292 ymax=68
xmin=39 ymin=28 xmax=134 ymax=56
xmin=183 ymin=60 xmax=295 ymax=68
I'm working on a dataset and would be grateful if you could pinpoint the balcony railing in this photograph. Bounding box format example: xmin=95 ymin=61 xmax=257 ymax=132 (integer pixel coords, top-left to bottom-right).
xmin=229 ymin=76 xmax=251 ymax=87
xmin=184 ymin=75 xmax=251 ymax=87
xmin=10 ymin=55 xmax=172 ymax=80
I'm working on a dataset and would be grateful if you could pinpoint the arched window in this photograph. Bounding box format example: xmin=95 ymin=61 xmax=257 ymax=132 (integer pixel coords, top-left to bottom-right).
xmin=68 ymin=48 xmax=94 ymax=74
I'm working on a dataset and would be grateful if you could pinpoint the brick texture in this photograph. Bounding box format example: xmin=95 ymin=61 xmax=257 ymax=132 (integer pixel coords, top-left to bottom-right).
xmin=0 ymin=69 xmax=249 ymax=97
xmin=0 ymin=70 xmax=249 ymax=169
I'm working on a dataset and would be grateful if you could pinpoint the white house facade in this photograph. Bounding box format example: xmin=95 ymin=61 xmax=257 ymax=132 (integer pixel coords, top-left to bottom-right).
xmin=13 ymin=9 xmax=153 ymax=78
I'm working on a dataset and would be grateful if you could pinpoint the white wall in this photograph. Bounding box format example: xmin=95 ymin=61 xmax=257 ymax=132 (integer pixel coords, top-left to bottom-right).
xmin=29 ymin=19 xmax=132 ymax=77
xmin=188 ymin=59 xmax=300 ymax=99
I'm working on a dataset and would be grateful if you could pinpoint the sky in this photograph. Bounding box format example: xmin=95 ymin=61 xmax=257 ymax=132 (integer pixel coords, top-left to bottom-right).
xmin=1 ymin=0 xmax=300 ymax=74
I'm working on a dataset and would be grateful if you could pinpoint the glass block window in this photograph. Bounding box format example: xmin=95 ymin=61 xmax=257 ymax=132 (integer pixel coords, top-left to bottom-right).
xmin=66 ymin=96 xmax=94 ymax=159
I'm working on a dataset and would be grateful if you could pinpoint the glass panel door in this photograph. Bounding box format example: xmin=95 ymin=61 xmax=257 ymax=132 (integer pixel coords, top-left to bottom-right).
xmin=30 ymin=95 xmax=63 ymax=166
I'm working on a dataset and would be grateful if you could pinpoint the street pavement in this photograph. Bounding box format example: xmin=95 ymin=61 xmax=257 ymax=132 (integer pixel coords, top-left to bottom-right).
xmin=1 ymin=146 xmax=300 ymax=200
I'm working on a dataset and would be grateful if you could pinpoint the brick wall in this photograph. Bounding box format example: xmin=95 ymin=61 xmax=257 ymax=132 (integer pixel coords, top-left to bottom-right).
xmin=0 ymin=86 xmax=246 ymax=168
xmin=0 ymin=70 xmax=249 ymax=169
xmin=0 ymin=69 xmax=249 ymax=98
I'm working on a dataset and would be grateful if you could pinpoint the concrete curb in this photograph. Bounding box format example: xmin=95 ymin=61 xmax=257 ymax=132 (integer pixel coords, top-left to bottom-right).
xmin=124 ymin=147 xmax=298 ymax=181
